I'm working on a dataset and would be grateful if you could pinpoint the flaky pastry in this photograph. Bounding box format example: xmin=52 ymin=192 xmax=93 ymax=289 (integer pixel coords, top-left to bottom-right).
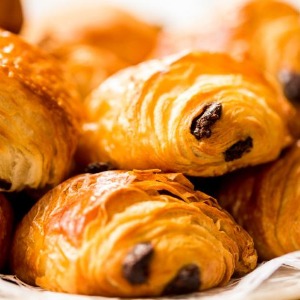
xmin=0 ymin=193 xmax=13 ymax=270
xmin=78 ymin=51 xmax=292 ymax=177
xmin=11 ymin=169 xmax=257 ymax=297
xmin=0 ymin=29 xmax=83 ymax=192
xmin=218 ymin=142 xmax=300 ymax=260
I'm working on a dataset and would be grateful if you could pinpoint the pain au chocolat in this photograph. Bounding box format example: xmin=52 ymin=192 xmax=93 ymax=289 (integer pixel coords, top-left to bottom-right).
xmin=77 ymin=51 xmax=292 ymax=177
xmin=0 ymin=29 xmax=83 ymax=192
xmin=11 ymin=169 xmax=257 ymax=297
xmin=218 ymin=142 xmax=300 ymax=261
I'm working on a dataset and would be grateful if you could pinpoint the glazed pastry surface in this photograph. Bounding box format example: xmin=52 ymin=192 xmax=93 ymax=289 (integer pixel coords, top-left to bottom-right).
xmin=218 ymin=142 xmax=300 ymax=260
xmin=11 ymin=170 xmax=257 ymax=297
xmin=0 ymin=193 xmax=13 ymax=270
xmin=23 ymin=4 xmax=159 ymax=98
xmin=0 ymin=29 xmax=83 ymax=191
xmin=78 ymin=51 xmax=292 ymax=176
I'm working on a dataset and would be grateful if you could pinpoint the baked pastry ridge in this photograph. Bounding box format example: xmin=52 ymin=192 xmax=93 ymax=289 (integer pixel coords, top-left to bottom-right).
xmin=218 ymin=142 xmax=300 ymax=260
xmin=77 ymin=51 xmax=292 ymax=176
xmin=11 ymin=169 xmax=257 ymax=297
xmin=0 ymin=29 xmax=84 ymax=191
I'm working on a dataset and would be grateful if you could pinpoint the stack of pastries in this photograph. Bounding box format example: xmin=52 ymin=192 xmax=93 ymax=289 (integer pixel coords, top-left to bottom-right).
xmin=0 ymin=0 xmax=300 ymax=298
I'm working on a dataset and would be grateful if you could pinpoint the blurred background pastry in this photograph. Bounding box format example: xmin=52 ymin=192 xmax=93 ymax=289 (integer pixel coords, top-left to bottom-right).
xmin=22 ymin=2 xmax=160 ymax=98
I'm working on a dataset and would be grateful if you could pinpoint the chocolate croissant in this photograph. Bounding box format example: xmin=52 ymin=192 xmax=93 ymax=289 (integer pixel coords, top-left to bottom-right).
xmin=218 ymin=142 xmax=300 ymax=261
xmin=0 ymin=29 xmax=83 ymax=192
xmin=11 ymin=169 xmax=257 ymax=297
xmin=77 ymin=51 xmax=292 ymax=177
xmin=23 ymin=3 xmax=159 ymax=98
xmin=0 ymin=193 xmax=13 ymax=270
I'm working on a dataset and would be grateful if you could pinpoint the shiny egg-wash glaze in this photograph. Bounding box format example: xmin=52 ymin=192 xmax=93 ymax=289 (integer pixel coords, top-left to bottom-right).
xmin=11 ymin=170 xmax=257 ymax=297
xmin=0 ymin=30 xmax=84 ymax=191
xmin=78 ymin=51 xmax=292 ymax=177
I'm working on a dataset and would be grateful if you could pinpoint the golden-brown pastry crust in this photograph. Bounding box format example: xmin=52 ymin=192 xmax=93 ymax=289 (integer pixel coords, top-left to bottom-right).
xmin=11 ymin=169 xmax=257 ymax=297
xmin=77 ymin=51 xmax=292 ymax=177
xmin=218 ymin=142 xmax=300 ymax=260
xmin=0 ymin=0 xmax=23 ymax=34
xmin=0 ymin=30 xmax=84 ymax=191
xmin=152 ymin=0 xmax=300 ymax=137
xmin=23 ymin=3 xmax=159 ymax=98
xmin=0 ymin=193 xmax=13 ymax=270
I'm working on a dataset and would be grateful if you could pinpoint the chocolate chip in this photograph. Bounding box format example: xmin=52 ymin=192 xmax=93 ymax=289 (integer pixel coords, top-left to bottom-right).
xmin=122 ymin=242 xmax=154 ymax=284
xmin=279 ymin=70 xmax=300 ymax=104
xmin=224 ymin=136 xmax=253 ymax=162
xmin=84 ymin=162 xmax=115 ymax=174
xmin=0 ymin=179 xmax=11 ymax=190
xmin=162 ymin=264 xmax=200 ymax=295
xmin=158 ymin=189 xmax=182 ymax=200
xmin=191 ymin=103 xmax=222 ymax=140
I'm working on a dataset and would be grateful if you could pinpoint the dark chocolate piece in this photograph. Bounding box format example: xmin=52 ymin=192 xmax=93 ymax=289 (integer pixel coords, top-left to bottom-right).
xmin=84 ymin=162 xmax=115 ymax=174
xmin=122 ymin=242 xmax=154 ymax=284
xmin=279 ymin=70 xmax=300 ymax=104
xmin=0 ymin=179 xmax=11 ymax=190
xmin=158 ymin=189 xmax=182 ymax=200
xmin=191 ymin=102 xmax=222 ymax=140
xmin=162 ymin=264 xmax=200 ymax=295
xmin=224 ymin=136 xmax=253 ymax=162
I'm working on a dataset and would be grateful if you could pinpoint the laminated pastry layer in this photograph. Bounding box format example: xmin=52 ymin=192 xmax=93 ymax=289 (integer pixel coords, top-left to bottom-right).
xmin=0 ymin=29 xmax=84 ymax=191
xmin=78 ymin=51 xmax=292 ymax=176
xmin=11 ymin=170 xmax=257 ymax=297
xmin=218 ymin=142 xmax=300 ymax=260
